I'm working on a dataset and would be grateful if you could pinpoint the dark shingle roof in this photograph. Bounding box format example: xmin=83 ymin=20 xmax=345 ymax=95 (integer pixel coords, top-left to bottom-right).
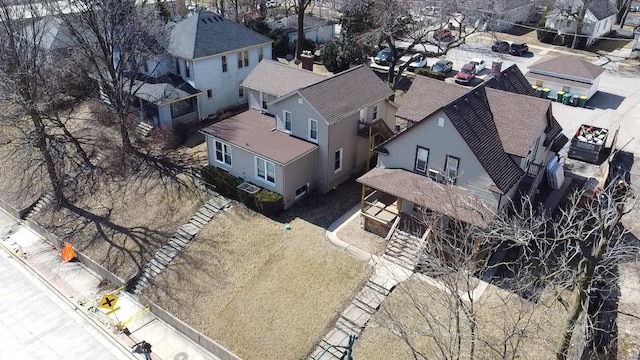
xmin=200 ymin=110 xmax=317 ymax=165
xmin=134 ymin=74 xmax=200 ymax=105
xmin=357 ymin=167 xmax=493 ymax=228
xmin=442 ymin=87 xmax=523 ymax=193
xmin=528 ymin=55 xmax=605 ymax=80
xmin=169 ymin=12 xmax=272 ymax=60
xmin=395 ymin=75 xmax=467 ymax=122
xmin=296 ymin=66 xmax=394 ymax=124
xmin=484 ymin=64 xmax=536 ymax=96
xmin=241 ymin=60 xmax=326 ymax=96
xmin=588 ymin=1 xmax=618 ymax=20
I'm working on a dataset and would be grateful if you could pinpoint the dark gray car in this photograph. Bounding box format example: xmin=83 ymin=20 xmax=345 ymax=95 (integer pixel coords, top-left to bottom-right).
xmin=431 ymin=59 xmax=453 ymax=74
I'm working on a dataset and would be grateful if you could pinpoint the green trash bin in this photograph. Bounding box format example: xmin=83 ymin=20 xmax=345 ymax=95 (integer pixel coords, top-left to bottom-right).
xmin=542 ymin=88 xmax=551 ymax=99
xmin=562 ymin=93 xmax=571 ymax=105
xmin=578 ymin=95 xmax=588 ymax=107
xmin=556 ymin=90 xmax=565 ymax=102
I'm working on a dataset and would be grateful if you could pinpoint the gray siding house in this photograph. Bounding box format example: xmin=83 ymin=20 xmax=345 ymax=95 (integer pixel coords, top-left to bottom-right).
xmin=358 ymin=65 xmax=566 ymax=237
xmin=200 ymin=64 xmax=396 ymax=208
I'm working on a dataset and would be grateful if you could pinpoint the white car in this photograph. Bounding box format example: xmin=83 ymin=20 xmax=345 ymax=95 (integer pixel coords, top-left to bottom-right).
xmin=399 ymin=53 xmax=428 ymax=71
xmin=469 ymin=58 xmax=486 ymax=73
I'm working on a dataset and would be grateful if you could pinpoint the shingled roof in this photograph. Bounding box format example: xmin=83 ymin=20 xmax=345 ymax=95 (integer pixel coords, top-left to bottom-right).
xmin=241 ymin=60 xmax=326 ymax=97
xmin=528 ymin=55 xmax=605 ymax=80
xmin=443 ymin=87 xmax=523 ymax=193
xmin=295 ymin=66 xmax=394 ymax=124
xmin=169 ymin=12 xmax=272 ymax=60
xmin=395 ymin=75 xmax=467 ymax=122
xmin=588 ymin=1 xmax=618 ymax=20
xmin=484 ymin=64 xmax=536 ymax=96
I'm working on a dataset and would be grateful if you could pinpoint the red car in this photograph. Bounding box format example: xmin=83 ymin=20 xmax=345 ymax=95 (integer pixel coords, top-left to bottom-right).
xmin=455 ymin=63 xmax=476 ymax=83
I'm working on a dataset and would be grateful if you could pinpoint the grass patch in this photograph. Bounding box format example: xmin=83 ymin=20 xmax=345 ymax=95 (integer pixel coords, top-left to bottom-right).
xmin=145 ymin=204 xmax=370 ymax=359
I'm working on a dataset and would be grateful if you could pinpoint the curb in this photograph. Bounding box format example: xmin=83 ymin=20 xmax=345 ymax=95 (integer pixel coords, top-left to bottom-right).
xmin=325 ymin=204 xmax=373 ymax=262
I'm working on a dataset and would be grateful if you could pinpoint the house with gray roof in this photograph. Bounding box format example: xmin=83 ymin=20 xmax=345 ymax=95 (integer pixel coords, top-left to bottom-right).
xmin=357 ymin=65 xmax=565 ymax=238
xmin=200 ymin=65 xmax=396 ymax=208
xmin=135 ymin=11 xmax=273 ymax=129
xmin=545 ymin=0 xmax=618 ymax=47
xmin=525 ymin=55 xmax=605 ymax=100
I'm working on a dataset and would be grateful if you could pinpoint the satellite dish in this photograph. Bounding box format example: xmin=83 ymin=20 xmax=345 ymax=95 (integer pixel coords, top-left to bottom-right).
xmin=285 ymin=54 xmax=294 ymax=62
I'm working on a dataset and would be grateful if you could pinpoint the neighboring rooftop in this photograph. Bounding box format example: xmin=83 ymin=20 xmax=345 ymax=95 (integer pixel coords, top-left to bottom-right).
xmin=527 ymin=55 xmax=605 ymax=80
xmin=200 ymin=110 xmax=317 ymax=165
xmin=169 ymin=12 xmax=272 ymax=60
xmin=357 ymin=167 xmax=492 ymax=228
xmin=134 ymin=74 xmax=200 ymax=105
xmin=294 ymin=65 xmax=394 ymax=124
xmin=267 ymin=14 xmax=335 ymax=33
xmin=587 ymin=0 xmax=618 ymax=20
xmin=395 ymin=75 xmax=467 ymax=123
xmin=241 ymin=60 xmax=326 ymax=97
xmin=484 ymin=64 xmax=536 ymax=96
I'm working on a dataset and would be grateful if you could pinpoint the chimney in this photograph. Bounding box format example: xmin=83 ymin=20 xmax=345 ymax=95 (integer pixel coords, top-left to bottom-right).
xmin=490 ymin=58 xmax=502 ymax=76
xmin=299 ymin=50 xmax=314 ymax=71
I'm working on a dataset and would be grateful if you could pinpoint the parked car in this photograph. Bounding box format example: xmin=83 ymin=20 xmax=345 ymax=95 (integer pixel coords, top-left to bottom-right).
xmin=469 ymin=58 xmax=485 ymax=72
xmin=374 ymin=47 xmax=392 ymax=65
xmin=491 ymin=40 xmax=510 ymax=53
xmin=455 ymin=63 xmax=476 ymax=83
xmin=509 ymin=41 xmax=529 ymax=56
xmin=431 ymin=59 xmax=453 ymax=74
xmin=405 ymin=53 xmax=428 ymax=71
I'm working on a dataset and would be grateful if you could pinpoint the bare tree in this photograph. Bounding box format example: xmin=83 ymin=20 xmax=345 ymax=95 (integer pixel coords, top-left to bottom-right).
xmin=294 ymin=0 xmax=313 ymax=58
xmin=340 ymin=0 xmax=486 ymax=89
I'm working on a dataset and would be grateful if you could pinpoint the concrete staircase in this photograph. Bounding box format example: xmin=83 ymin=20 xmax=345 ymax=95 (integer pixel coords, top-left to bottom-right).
xmin=382 ymin=228 xmax=428 ymax=272
xmin=132 ymin=195 xmax=231 ymax=294
xmin=135 ymin=122 xmax=154 ymax=138
xmin=309 ymin=278 xmax=392 ymax=360
xmin=23 ymin=191 xmax=55 ymax=220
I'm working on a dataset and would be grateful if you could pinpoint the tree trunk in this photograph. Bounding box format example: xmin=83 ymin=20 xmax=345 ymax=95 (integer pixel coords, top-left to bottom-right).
xmin=118 ymin=117 xmax=133 ymax=152
xmin=30 ymin=110 xmax=66 ymax=204
xmin=295 ymin=0 xmax=306 ymax=58
xmin=572 ymin=2 xmax=589 ymax=49
xmin=557 ymin=260 xmax=590 ymax=360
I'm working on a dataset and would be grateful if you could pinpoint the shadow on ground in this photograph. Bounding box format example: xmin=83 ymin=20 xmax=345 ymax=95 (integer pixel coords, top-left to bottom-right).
xmin=588 ymin=92 xmax=626 ymax=110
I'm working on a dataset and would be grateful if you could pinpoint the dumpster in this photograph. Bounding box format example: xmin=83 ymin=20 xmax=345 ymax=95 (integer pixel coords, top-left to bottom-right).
xmin=556 ymin=90 xmax=565 ymax=102
xmin=562 ymin=93 xmax=571 ymax=105
xmin=568 ymin=124 xmax=608 ymax=164
xmin=542 ymin=88 xmax=551 ymax=98
xmin=570 ymin=94 xmax=580 ymax=106
xmin=578 ymin=95 xmax=587 ymax=107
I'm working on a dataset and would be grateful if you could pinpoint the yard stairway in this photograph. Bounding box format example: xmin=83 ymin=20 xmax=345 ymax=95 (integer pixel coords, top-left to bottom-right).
xmin=382 ymin=226 xmax=428 ymax=272
xmin=135 ymin=122 xmax=154 ymax=138
xmin=309 ymin=278 xmax=393 ymax=360
xmin=23 ymin=191 xmax=55 ymax=220
xmin=132 ymin=195 xmax=231 ymax=294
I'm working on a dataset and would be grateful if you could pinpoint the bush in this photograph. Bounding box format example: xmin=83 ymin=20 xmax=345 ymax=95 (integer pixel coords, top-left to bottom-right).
xmin=254 ymin=189 xmax=284 ymax=214
xmin=414 ymin=68 xmax=446 ymax=81
xmin=293 ymin=38 xmax=316 ymax=53
xmin=201 ymin=166 xmax=241 ymax=199
xmin=237 ymin=188 xmax=256 ymax=209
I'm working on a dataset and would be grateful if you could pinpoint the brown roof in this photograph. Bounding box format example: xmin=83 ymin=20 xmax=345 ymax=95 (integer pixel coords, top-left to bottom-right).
xmin=528 ymin=55 xmax=605 ymax=81
xmin=241 ymin=60 xmax=326 ymax=97
xmin=296 ymin=65 xmax=394 ymax=124
xmin=395 ymin=75 xmax=467 ymax=122
xmin=358 ymin=167 xmax=493 ymax=228
xmin=200 ymin=110 xmax=317 ymax=165
xmin=485 ymin=87 xmax=551 ymax=158
xmin=524 ymin=71 xmax=592 ymax=89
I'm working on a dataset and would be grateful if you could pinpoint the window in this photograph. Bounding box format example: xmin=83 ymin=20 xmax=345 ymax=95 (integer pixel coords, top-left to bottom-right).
xmin=414 ymin=146 xmax=429 ymax=174
xmin=207 ymin=89 xmax=213 ymax=98
xmin=284 ymin=111 xmax=292 ymax=132
xmin=237 ymin=50 xmax=249 ymax=68
xmin=215 ymin=140 xmax=232 ymax=166
xmin=295 ymin=184 xmax=308 ymax=199
xmin=445 ymin=155 xmax=460 ymax=183
xmin=184 ymin=60 xmax=190 ymax=78
xmin=372 ymin=104 xmax=378 ymax=120
xmin=359 ymin=108 xmax=366 ymax=122
xmin=334 ymin=148 xmax=343 ymax=173
xmin=221 ymin=55 xmax=227 ymax=72
xmin=171 ymin=97 xmax=195 ymax=117
xmin=176 ymin=58 xmax=180 ymax=76
xmin=258 ymin=47 xmax=264 ymax=62
xmin=308 ymin=118 xmax=318 ymax=142
xmin=256 ymin=157 xmax=275 ymax=184
xmin=262 ymin=100 xmax=268 ymax=111
xmin=238 ymin=82 xmax=244 ymax=99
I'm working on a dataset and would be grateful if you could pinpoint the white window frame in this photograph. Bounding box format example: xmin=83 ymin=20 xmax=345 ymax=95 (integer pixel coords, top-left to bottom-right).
xmin=308 ymin=118 xmax=318 ymax=142
xmin=414 ymin=146 xmax=429 ymax=174
xmin=258 ymin=47 xmax=264 ymax=62
xmin=214 ymin=140 xmax=232 ymax=167
xmin=334 ymin=148 xmax=343 ymax=174
xmin=221 ymin=55 xmax=227 ymax=72
xmin=283 ymin=110 xmax=292 ymax=132
xmin=295 ymin=184 xmax=308 ymax=199
xmin=255 ymin=157 xmax=275 ymax=185
xmin=238 ymin=81 xmax=244 ymax=99
xmin=372 ymin=104 xmax=378 ymax=120
xmin=445 ymin=155 xmax=460 ymax=183
xmin=184 ymin=60 xmax=190 ymax=78
xmin=237 ymin=51 xmax=244 ymax=68
xmin=207 ymin=89 xmax=213 ymax=98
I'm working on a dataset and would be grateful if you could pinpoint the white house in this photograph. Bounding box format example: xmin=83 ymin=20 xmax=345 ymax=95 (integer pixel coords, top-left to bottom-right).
xmin=545 ymin=0 xmax=618 ymax=47
xmin=267 ymin=14 xmax=337 ymax=45
xmin=525 ymin=55 xmax=605 ymax=100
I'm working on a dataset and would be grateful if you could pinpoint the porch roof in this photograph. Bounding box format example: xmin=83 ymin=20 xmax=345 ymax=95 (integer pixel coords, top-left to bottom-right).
xmin=200 ymin=110 xmax=318 ymax=165
xmin=134 ymin=74 xmax=201 ymax=106
xmin=357 ymin=167 xmax=493 ymax=228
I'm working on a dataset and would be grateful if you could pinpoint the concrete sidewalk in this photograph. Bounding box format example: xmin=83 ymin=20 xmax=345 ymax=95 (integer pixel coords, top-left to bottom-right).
xmin=0 ymin=208 xmax=222 ymax=360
